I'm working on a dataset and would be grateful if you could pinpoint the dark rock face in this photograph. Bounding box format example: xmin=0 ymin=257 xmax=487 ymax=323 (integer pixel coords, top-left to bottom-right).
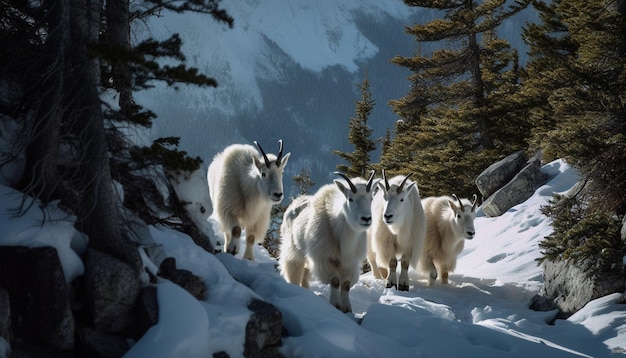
xmin=244 ymin=299 xmax=284 ymax=358
xmin=78 ymin=327 xmax=131 ymax=358
xmin=84 ymin=248 xmax=141 ymax=334
xmin=158 ymin=257 xmax=208 ymax=300
xmin=531 ymin=258 xmax=625 ymax=319
xmin=0 ymin=246 xmax=75 ymax=352
xmin=0 ymin=287 xmax=11 ymax=352
xmin=475 ymin=150 xmax=528 ymax=199
xmin=481 ymin=156 xmax=551 ymax=217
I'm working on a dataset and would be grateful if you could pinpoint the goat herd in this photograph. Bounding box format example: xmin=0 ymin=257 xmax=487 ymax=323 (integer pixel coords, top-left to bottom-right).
xmin=208 ymin=140 xmax=478 ymax=313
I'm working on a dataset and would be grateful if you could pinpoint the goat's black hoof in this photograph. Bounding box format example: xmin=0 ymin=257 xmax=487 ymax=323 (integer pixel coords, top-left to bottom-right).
xmin=398 ymin=283 xmax=409 ymax=291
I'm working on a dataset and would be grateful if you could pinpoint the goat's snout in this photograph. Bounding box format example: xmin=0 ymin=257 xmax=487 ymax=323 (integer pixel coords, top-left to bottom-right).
xmin=384 ymin=214 xmax=393 ymax=223
xmin=466 ymin=231 xmax=475 ymax=239
xmin=272 ymin=192 xmax=284 ymax=201
xmin=361 ymin=216 xmax=372 ymax=226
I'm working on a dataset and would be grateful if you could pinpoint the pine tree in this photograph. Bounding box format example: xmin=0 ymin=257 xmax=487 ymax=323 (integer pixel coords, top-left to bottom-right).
xmin=333 ymin=71 xmax=377 ymax=178
xmin=384 ymin=0 xmax=531 ymax=197
xmin=522 ymin=0 xmax=626 ymax=265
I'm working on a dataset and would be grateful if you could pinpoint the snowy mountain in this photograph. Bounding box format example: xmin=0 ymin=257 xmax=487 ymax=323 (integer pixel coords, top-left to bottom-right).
xmin=3 ymin=159 xmax=625 ymax=357
xmin=132 ymin=0 xmax=536 ymax=197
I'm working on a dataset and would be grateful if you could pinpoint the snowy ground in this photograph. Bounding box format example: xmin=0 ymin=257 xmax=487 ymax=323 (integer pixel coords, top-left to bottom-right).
xmin=1 ymin=159 xmax=625 ymax=357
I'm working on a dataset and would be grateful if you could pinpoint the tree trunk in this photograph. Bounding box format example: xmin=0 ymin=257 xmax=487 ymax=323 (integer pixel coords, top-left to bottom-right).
xmin=19 ymin=0 xmax=69 ymax=204
xmin=67 ymin=0 xmax=140 ymax=270
xmin=106 ymin=0 xmax=133 ymax=109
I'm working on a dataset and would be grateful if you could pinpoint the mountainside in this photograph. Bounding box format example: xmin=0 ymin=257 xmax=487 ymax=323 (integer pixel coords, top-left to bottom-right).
xmin=133 ymin=0 xmax=536 ymax=196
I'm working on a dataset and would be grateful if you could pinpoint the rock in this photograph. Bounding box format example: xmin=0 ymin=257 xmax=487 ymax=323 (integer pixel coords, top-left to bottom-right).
xmin=84 ymin=248 xmax=141 ymax=334
xmin=0 ymin=246 xmax=75 ymax=352
xmin=0 ymin=287 xmax=10 ymax=356
xmin=475 ymin=150 xmax=527 ymax=198
xmin=136 ymin=286 xmax=158 ymax=339
xmin=78 ymin=327 xmax=131 ymax=358
xmin=158 ymin=257 xmax=208 ymax=300
xmin=531 ymin=258 xmax=625 ymax=319
xmin=244 ymin=299 xmax=283 ymax=358
xmin=481 ymin=156 xmax=550 ymax=217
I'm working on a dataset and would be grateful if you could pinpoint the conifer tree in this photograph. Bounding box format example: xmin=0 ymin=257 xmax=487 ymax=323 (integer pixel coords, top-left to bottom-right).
xmin=333 ymin=71 xmax=377 ymax=178
xmin=522 ymin=0 xmax=626 ymax=265
xmin=384 ymin=0 xmax=531 ymax=197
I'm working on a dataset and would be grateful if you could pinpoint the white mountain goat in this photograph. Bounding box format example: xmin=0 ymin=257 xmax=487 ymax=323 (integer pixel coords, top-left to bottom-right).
xmin=420 ymin=194 xmax=477 ymax=285
xmin=367 ymin=171 xmax=426 ymax=291
xmin=207 ymin=140 xmax=291 ymax=260
xmin=279 ymin=171 xmax=376 ymax=312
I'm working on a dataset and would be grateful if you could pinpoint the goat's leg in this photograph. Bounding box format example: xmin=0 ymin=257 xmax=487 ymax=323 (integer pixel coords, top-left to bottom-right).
xmin=398 ymin=259 xmax=410 ymax=291
xmin=440 ymin=264 xmax=450 ymax=284
xmin=386 ymin=258 xmax=398 ymax=289
xmin=283 ymin=258 xmax=306 ymax=286
xmin=301 ymin=266 xmax=311 ymax=288
xmin=243 ymin=233 xmax=255 ymax=260
xmin=225 ymin=225 xmax=241 ymax=255
xmin=425 ymin=256 xmax=437 ymax=286
xmin=367 ymin=250 xmax=383 ymax=279
xmin=329 ymin=277 xmax=341 ymax=310
xmin=340 ymin=281 xmax=352 ymax=313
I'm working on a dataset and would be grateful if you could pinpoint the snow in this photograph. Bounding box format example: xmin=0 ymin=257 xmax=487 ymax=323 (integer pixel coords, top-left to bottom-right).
xmin=1 ymin=159 xmax=626 ymax=357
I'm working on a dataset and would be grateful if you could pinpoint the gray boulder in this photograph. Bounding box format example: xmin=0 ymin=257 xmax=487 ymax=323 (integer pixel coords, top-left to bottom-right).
xmin=481 ymin=156 xmax=551 ymax=217
xmin=475 ymin=150 xmax=527 ymax=198
xmin=244 ymin=299 xmax=284 ymax=358
xmin=531 ymin=258 xmax=625 ymax=319
xmin=84 ymin=248 xmax=141 ymax=334
xmin=0 ymin=287 xmax=10 ymax=357
xmin=0 ymin=246 xmax=75 ymax=352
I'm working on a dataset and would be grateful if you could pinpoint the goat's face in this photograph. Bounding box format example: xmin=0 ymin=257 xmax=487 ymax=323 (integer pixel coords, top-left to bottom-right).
xmin=447 ymin=194 xmax=478 ymax=240
xmin=377 ymin=176 xmax=416 ymax=228
xmin=253 ymin=140 xmax=291 ymax=203
xmin=334 ymin=171 xmax=376 ymax=230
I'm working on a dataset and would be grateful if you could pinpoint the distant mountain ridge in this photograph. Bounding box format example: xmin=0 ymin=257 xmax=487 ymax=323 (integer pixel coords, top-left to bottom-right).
xmin=134 ymin=0 xmax=536 ymax=197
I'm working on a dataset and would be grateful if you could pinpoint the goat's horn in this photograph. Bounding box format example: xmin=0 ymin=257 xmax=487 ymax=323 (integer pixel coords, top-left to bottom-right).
xmin=397 ymin=172 xmax=413 ymax=194
xmin=382 ymin=169 xmax=390 ymax=191
xmin=254 ymin=140 xmax=271 ymax=168
xmin=276 ymin=139 xmax=284 ymax=166
xmin=366 ymin=170 xmax=376 ymax=192
xmin=452 ymin=194 xmax=465 ymax=212
xmin=334 ymin=172 xmax=357 ymax=193
xmin=471 ymin=194 xmax=478 ymax=212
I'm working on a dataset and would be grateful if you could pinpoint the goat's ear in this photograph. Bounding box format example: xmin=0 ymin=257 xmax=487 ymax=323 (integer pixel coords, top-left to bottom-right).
xmin=252 ymin=154 xmax=264 ymax=170
xmin=447 ymin=200 xmax=458 ymax=211
xmin=376 ymin=180 xmax=387 ymax=193
xmin=279 ymin=152 xmax=291 ymax=167
xmin=405 ymin=182 xmax=417 ymax=192
xmin=334 ymin=180 xmax=350 ymax=197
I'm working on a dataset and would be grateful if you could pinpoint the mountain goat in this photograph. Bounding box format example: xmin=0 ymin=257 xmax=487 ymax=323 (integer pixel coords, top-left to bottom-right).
xmin=279 ymin=171 xmax=376 ymax=313
xmin=207 ymin=140 xmax=291 ymax=260
xmin=420 ymin=194 xmax=477 ymax=285
xmin=367 ymin=171 xmax=426 ymax=291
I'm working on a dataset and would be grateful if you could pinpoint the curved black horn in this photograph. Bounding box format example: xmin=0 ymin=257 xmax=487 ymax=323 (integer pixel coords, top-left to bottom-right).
xmin=382 ymin=169 xmax=390 ymax=191
xmin=471 ymin=194 xmax=478 ymax=212
xmin=254 ymin=140 xmax=271 ymax=168
xmin=276 ymin=139 xmax=284 ymax=166
xmin=366 ymin=170 xmax=376 ymax=192
xmin=452 ymin=194 xmax=465 ymax=212
xmin=334 ymin=172 xmax=357 ymax=193
xmin=397 ymin=172 xmax=413 ymax=194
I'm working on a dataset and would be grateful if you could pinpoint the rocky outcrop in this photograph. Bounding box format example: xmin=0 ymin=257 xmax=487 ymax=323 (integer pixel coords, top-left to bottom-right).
xmin=0 ymin=246 xmax=76 ymax=353
xmin=481 ymin=155 xmax=551 ymax=217
xmin=531 ymin=258 xmax=625 ymax=319
xmin=476 ymin=150 xmax=528 ymax=199
xmin=245 ymin=299 xmax=284 ymax=358
xmin=0 ymin=287 xmax=10 ymax=357
xmin=477 ymin=152 xmax=552 ymax=217
xmin=85 ymin=248 xmax=142 ymax=334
